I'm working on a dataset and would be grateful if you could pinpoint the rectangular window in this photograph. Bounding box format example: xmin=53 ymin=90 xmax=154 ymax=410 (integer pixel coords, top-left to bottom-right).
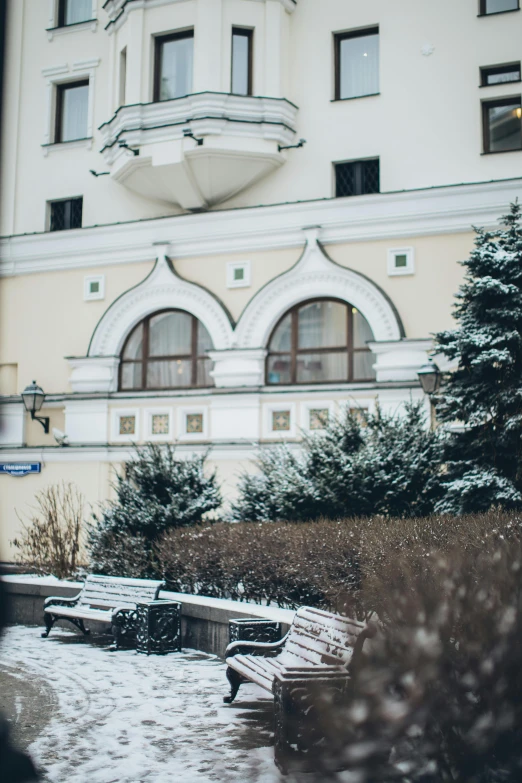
xmin=479 ymin=0 xmax=519 ymax=14
xmin=481 ymin=63 xmax=521 ymax=86
xmin=119 ymin=47 xmax=127 ymax=106
xmin=483 ymin=98 xmax=522 ymax=152
xmin=58 ymin=0 xmax=93 ymax=27
xmin=49 ymin=198 xmax=83 ymax=231
xmin=334 ymin=27 xmax=379 ymax=100
xmin=55 ymin=80 xmax=89 ymax=142
xmin=154 ymin=31 xmax=194 ymax=102
xmin=335 ymin=158 xmax=380 ymax=197
xmin=231 ymin=28 xmax=253 ymax=95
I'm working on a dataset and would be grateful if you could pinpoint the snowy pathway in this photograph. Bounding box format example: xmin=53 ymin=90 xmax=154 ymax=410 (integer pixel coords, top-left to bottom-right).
xmin=1 ymin=626 xmax=280 ymax=783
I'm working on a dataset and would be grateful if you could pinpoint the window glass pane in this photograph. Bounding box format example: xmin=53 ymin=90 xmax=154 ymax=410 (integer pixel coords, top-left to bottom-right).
xmin=339 ymin=33 xmax=379 ymax=99
xmin=159 ymin=36 xmax=193 ymax=100
xmin=61 ymin=83 xmax=89 ymax=141
xmin=298 ymin=301 xmax=347 ymax=349
xmin=197 ymin=321 xmax=213 ymax=355
xmin=352 ymin=309 xmax=374 ymax=349
xmin=485 ymin=67 xmax=520 ymax=85
xmin=147 ymin=359 xmax=192 ymax=388
xmin=232 ymin=32 xmax=250 ymax=95
xmin=353 ymin=351 xmax=376 ymax=380
xmin=296 ymin=352 xmax=348 ymax=383
xmin=485 ymin=0 xmax=518 ymax=13
xmin=149 ymin=312 xmax=192 ymax=356
xmin=123 ymin=323 xmax=144 ymax=360
xmin=487 ymin=102 xmax=522 ymax=151
xmin=120 ymin=363 xmax=142 ymax=390
xmin=197 ymin=358 xmax=214 ymax=386
xmin=64 ymin=0 xmax=92 ymax=24
xmin=267 ymin=355 xmax=291 ymax=384
xmin=270 ymin=313 xmax=292 ymax=352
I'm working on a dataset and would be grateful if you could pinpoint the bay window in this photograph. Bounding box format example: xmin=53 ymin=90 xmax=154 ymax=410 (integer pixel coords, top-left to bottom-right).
xmin=154 ymin=31 xmax=194 ymax=102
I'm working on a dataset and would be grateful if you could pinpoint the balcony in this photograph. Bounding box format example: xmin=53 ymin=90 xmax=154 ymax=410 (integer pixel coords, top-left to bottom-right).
xmin=99 ymin=92 xmax=298 ymax=210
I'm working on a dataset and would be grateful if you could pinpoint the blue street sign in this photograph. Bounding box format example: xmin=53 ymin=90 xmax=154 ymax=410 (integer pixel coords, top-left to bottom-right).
xmin=0 ymin=462 xmax=41 ymax=477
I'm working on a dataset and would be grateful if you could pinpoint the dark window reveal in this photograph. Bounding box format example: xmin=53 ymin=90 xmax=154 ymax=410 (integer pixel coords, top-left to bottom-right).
xmin=335 ymin=158 xmax=380 ymax=197
xmin=58 ymin=0 xmax=93 ymax=27
xmin=231 ymin=28 xmax=253 ymax=95
xmin=267 ymin=299 xmax=376 ymax=385
xmin=334 ymin=27 xmax=379 ymax=100
xmin=154 ymin=31 xmax=194 ymax=102
xmin=119 ymin=310 xmax=214 ymax=391
xmin=479 ymin=0 xmax=519 ymax=15
xmin=55 ymin=80 xmax=89 ymax=143
xmin=49 ymin=198 xmax=83 ymax=231
xmin=483 ymin=98 xmax=522 ymax=152
xmin=481 ymin=63 xmax=521 ymax=86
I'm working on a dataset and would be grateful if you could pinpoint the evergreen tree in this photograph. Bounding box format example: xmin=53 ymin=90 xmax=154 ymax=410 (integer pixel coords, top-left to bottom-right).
xmin=89 ymin=443 xmax=222 ymax=575
xmin=434 ymin=202 xmax=522 ymax=514
xmin=231 ymin=402 xmax=442 ymax=522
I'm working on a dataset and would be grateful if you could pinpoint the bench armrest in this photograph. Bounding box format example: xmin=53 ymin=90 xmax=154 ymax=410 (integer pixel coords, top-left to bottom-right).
xmin=44 ymin=594 xmax=80 ymax=609
xmin=111 ymin=606 xmax=138 ymax=624
xmin=225 ymin=633 xmax=288 ymax=658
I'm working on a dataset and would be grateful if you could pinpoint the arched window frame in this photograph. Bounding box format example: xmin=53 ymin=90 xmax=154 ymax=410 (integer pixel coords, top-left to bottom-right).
xmin=266 ymin=297 xmax=375 ymax=385
xmin=119 ymin=308 xmax=214 ymax=391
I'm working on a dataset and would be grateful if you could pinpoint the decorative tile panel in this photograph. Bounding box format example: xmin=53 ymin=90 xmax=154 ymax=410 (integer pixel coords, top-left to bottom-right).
xmin=309 ymin=408 xmax=329 ymax=430
xmin=272 ymin=410 xmax=291 ymax=432
xmin=151 ymin=414 xmax=169 ymax=435
xmin=119 ymin=415 xmax=136 ymax=435
xmin=186 ymin=413 xmax=204 ymax=434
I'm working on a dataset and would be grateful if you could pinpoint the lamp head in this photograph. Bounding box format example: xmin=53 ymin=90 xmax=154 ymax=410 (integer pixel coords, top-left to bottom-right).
xmin=417 ymin=362 xmax=442 ymax=395
xmin=22 ymin=380 xmax=45 ymax=414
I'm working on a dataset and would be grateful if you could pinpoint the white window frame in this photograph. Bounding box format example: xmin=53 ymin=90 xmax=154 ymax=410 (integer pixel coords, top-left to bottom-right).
xmin=41 ymin=58 xmax=100 ymax=155
xmin=145 ymin=408 xmax=174 ymax=442
xmin=262 ymin=402 xmax=297 ymax=439
xmin=84 ymin=274 xmax=105 ymax=301
xmin=299 ymin=400 xmax=335 ymax=434
xmin=111 ymin=408 xmax=140 ymax=443
xmin=387 ymin=247 xmax=415 ymax=277
xmin=47 ymin=0 xmax=97 ymax=39
xmin=227 ymin=260 xmax=251 ymax=289
xmin=177 ymin=406 xmax=209 ymax=442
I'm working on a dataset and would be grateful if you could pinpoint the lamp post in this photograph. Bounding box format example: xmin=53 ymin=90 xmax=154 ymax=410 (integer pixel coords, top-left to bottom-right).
xmin=417 ymin=361 xmax=442 ymax=430
xmin=21 ymin=380 xmax=49 ymax=433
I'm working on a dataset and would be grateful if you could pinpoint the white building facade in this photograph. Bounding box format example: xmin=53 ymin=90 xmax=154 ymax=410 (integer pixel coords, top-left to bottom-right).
xmin=1 ymin=0 xmax=522 ymax=555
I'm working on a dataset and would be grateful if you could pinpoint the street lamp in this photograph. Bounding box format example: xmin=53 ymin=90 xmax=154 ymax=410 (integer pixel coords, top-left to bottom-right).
xmin=417 ymin=361 xmax=442 ymax=430
xmin=21 ymin=380 xmax=49 ymax=433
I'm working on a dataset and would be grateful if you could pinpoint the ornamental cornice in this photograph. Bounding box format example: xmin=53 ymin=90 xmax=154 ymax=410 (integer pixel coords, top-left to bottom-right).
xmin=1 ymin=179 xmax=521 ymax=278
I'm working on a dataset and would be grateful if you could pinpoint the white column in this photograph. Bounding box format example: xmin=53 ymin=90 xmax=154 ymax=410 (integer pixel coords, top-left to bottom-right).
xmin=0 ymin=402 xmax=25 ymax=447
xmin=193 ymin=0 xmax=223 ymax=93
xmin=210 ymin=394 xmax=261 ymax=442
xmin=126 ymin=9 xmax=145 ymax=104
xmin=368 ymin=339 xmax=433 ymax=383
xmin=67 ymin=357 xmax=120 ymax=393
xmin=64 ymin=400 xmax=109 ymax=445
xmin=264 ymin=0 xmax=284 ymax=97
xmin=208 ymin=349 xmax=267 ymax=388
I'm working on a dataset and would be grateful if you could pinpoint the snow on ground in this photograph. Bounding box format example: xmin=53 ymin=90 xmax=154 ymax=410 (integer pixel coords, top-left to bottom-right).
xmin=1 ymin=625 xmax=281 ymax=783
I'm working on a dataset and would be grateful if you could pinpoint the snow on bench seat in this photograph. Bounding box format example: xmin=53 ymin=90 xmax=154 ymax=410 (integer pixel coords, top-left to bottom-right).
xmin=223 ymin=606 xmax=375 ymax=703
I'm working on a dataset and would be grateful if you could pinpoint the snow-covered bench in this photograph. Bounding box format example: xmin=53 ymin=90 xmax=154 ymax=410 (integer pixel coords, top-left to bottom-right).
xmin=41 ymin=574 xmax=165 ymax=646
xmin=223 ymin=605 xmax=376 ymax=704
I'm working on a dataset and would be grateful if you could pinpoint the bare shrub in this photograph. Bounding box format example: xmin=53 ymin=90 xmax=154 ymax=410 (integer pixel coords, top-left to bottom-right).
xmin=12 ymin=482 xmax=86 ymax=579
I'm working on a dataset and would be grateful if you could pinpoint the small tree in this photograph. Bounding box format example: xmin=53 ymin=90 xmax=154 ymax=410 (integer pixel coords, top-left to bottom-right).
xmin=231 ymin=402 xmax=442 ymax=522
xmin=13 ymin=482 xmax=86 ymax=579
xmin=434 ymin=202 xmax=522 ymax=513
xmin=89 ymin=443 xmax=222 ymax=576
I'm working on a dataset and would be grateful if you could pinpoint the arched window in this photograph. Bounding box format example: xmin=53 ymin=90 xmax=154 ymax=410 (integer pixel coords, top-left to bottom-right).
xmin=119 ymin=310 xmax=214 ymax=390
xmin=266 ymin=299 xmax=376 ymax=384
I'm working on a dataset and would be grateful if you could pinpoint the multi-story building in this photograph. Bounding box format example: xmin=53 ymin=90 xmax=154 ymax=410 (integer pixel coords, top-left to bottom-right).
xmin=1 ymin=0 xmax=521 ymax=556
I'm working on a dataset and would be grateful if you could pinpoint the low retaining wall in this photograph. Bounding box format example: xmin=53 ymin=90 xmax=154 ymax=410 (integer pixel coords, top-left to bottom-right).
xmin=1 ymin=576 xmax=295 ymax=658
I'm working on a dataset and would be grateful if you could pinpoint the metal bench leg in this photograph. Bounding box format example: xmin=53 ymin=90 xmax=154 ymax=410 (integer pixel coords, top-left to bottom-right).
xmin=41 ymin=613 xmax=55 ymax=638
xmin=223 ymin=666 xmax=243 ymax=704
